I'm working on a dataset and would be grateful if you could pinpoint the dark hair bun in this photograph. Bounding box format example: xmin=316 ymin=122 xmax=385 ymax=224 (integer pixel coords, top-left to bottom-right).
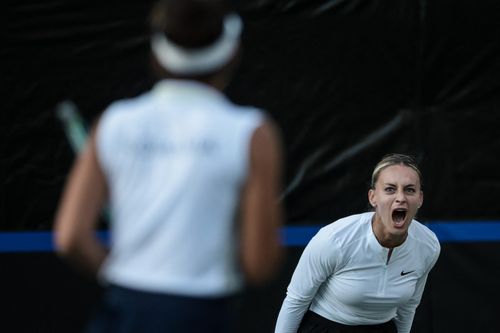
xmin=151 ymin=0 xmax=228 ymax=49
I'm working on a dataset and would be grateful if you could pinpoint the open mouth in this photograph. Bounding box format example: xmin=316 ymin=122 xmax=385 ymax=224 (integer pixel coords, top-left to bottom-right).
xmin=392 ymin=208 xmax=407 ymax=227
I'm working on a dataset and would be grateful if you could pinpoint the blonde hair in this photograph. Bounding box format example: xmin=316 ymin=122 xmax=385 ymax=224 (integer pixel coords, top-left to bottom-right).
xmin=370 ymin=153 xmax=422 ymax=189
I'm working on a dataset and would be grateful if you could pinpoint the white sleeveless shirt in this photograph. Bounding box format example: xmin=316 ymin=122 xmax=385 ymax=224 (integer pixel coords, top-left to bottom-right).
xmin=96 ymin=79 xmax=264 ymax=297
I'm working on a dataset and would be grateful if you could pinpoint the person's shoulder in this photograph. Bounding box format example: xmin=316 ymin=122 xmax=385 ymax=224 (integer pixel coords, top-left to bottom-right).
xmin=409 ymin=220 xmax=441 ymax=254
xmin=219 ymin=104 xmax=269 ymax=142
xmin=316 ymin=212 xmax=372 ymax=245
xmin=106 ymin=91 xmax=153 ymax=116
xmin=99 ymin=91 xmax=155 ymax=128
xmin=223 ymin=103 xmax=265 ymax=122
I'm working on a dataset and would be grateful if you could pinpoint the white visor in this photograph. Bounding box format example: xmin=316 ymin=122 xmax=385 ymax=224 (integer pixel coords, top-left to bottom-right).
xmin=151 ymin=14 xmax=243 ymax=75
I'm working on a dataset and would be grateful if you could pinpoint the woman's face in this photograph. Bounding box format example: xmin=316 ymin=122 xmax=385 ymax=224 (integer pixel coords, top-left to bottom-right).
xmin=368 ymin=164 xmax=423 ymax=241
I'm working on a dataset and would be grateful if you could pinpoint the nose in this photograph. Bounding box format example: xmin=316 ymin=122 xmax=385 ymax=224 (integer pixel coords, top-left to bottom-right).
xmin=395 ymin=189 xmax=406 ymax=203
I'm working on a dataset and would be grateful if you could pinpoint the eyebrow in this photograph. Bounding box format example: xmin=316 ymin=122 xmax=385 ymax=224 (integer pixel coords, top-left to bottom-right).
xmin=382 ymin=183 xmax=417 ymax=188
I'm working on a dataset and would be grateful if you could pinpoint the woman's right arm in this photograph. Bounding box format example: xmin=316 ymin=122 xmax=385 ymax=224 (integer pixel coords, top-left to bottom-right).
xmin=275 ymin=228 xmax=338 ymax=333
xmin=54 ymin=126 xmax=109 ymax=276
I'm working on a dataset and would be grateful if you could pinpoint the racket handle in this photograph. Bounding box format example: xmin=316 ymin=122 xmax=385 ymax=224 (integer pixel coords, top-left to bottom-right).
xmin=56 ymin=100 xmax=88 ymax=153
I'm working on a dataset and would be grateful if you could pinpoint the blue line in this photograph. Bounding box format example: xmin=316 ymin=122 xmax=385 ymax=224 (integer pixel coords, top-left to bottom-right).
xmin=426 ymin=221 xmax=500 ymax=242
xmin=283 ymin=221 xmax=500 ymax=246
xmin=0 ymin=231 xmax=109 ymax=253
xmin=0 ymin=232 xmax=54 ymax=253
xmin=1 ymin=222 xmax=500 ymax=252
xmin=281 ymin=226 xmax=321 ymax=246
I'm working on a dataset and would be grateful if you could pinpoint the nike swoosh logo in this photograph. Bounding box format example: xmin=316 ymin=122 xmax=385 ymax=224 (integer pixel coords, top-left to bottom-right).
xmin=401 ymin=270 xmax=415 ymax=276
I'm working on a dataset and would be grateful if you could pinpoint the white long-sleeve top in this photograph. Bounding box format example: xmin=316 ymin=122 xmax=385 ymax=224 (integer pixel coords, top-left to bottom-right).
xmin=275 ymin=212 xmax=440 ymax=333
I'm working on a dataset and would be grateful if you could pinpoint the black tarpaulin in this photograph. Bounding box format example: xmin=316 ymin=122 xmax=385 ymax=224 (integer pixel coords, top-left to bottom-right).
xmin=2 ymin=1 xmax=500 ymax=333
xmin=4 ymin=0 xmax=500 ymax=229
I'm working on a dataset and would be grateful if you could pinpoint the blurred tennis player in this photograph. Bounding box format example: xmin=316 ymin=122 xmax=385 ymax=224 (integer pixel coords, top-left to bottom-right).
xmin=275 ymin=154 xmax=440 ymax=333
xmin=54 ymin=0 xmax=284 ymax=332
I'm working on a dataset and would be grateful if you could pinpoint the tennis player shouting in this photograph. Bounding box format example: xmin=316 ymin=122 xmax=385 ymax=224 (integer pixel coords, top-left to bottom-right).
xmin=275 ymin=154 xmax=440 ymax=333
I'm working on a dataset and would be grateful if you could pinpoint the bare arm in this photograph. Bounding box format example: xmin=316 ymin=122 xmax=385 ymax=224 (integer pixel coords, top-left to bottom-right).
xmin=54 ymin=126 xmax=109 ymax=277
xmin=240 ymin=119 xmax=285 ymax=285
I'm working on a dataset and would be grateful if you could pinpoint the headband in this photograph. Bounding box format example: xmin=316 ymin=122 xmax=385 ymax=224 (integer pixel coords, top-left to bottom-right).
xmin=151 ymin=14 xmax=243 ymax=75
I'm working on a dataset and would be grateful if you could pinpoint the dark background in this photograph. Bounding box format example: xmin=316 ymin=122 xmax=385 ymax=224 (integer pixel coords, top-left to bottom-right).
xmin=2 ymin=0 xmax=500 ymax=332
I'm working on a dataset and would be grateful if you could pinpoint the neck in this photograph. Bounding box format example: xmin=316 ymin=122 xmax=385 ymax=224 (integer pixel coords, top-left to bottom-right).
xmin=205 ymin=74 xmax=228 ymax=91
xmin=371 ymin=214 xmax=407 ymax=248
